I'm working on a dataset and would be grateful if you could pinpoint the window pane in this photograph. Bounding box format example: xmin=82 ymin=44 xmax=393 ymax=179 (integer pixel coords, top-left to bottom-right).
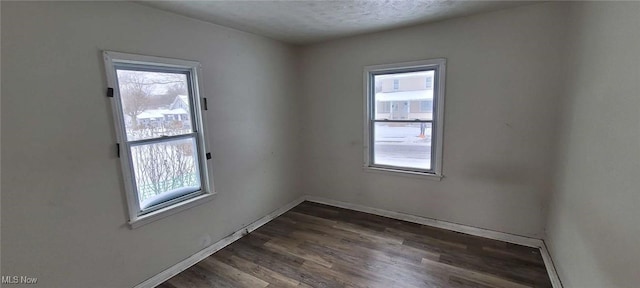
xmin=373 ymin=122 xmax=432 ymax=170
xmin=374 ymin=70 xmax=434 ymax=120
xmin=130 ymin=137 xmax=202 ymax=209
xmin=116 ymin=69 xmax=193 ymax=141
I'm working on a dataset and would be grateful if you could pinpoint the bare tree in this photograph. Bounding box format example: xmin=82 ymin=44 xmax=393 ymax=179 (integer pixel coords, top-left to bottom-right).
xmin=118 ymin=71 xmax=153 ymax=128
xmin=154 ymin=81 xmax=188 ymax=107
xmin=132 ymin=141 xmax=197 ymax=200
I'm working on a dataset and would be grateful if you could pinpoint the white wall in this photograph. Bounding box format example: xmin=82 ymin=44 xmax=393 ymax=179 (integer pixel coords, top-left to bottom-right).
xmin=300 ymin=3 xmax=568 ymax=238
xmin=545 ymin=2 xmax=640 ymax=287
xmin=1 ymin=2 xmax=301 ymax=287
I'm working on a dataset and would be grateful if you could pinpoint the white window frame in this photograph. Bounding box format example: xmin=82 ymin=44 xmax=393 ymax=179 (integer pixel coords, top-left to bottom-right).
xmin=363 ymin=59 xmax=446 ymax=179
xmin=103 ymin=51 xmax=214 ymax=228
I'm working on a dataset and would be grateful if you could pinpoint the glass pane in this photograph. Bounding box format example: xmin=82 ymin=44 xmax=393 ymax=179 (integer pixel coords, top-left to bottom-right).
xmin=116 ymin=69 xmax=193 ymax=141
xmin=374 ymin=70 xmax=434 ymax=120
xmin=373 ymin=122 xmax=432 ymax=170
xmin=130 ymin=137 xmax=202 ymax=209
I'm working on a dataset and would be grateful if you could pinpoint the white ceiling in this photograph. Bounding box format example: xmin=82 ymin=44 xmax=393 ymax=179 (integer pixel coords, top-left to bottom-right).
xmin=138 ymin=1 xmax=534 ymax=45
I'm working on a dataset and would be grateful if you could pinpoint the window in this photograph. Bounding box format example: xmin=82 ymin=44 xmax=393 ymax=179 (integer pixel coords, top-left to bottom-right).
xmin=104 ymin=51 xmax=213 ymax=228
xmin=393 ymin=79 xmax=400 ymax=90
xmin=425 ymin=76 xmax=433 ymax=90
xmin=419 ymin=100 xmax=433 ymax=113
xmin=364 ymin=59 xmax=446 ymax=177
xmin=377 ymin=102 xmax=391 ymax=113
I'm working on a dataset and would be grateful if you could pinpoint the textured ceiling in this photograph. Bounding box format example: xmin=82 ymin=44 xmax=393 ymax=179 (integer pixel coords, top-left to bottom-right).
xmin=137 ymin=1 xmax=533 ymax=45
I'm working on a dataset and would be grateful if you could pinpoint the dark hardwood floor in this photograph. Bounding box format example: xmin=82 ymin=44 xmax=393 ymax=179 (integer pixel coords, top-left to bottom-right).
xmin=158 ymin=201 xmax=552 ymax=288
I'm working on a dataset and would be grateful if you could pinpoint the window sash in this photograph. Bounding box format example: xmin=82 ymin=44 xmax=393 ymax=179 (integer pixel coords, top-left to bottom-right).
xmin=368 ymin=119 xmax=435 ymax=173
xmin=127 ymin=134 xmax=203 ymax=215
xmin=114 ymin=65 xmax=199 ymax=142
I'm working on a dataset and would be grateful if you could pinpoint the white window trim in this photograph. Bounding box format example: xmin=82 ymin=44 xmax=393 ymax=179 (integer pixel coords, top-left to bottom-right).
xmin=103 ymin=51 xmax=215 ymax=228
xmin=363 ymin=59 xmax=446 ymax=179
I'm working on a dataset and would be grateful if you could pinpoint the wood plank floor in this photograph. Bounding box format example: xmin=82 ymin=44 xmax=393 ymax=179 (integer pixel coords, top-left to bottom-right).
xmin=158 ymin=202 xmax=552 ymax=288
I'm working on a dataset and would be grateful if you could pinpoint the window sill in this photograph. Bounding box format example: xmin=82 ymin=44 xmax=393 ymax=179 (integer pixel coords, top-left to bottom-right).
xmin=363 ymin=166 xmax=443 ymax=181
xmin=129 ymin=193 xmax=215 ymax=229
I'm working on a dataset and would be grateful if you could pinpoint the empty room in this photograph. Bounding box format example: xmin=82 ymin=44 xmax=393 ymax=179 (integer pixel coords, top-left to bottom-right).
xmin=1 ymin=1 xmax=638 ymax=287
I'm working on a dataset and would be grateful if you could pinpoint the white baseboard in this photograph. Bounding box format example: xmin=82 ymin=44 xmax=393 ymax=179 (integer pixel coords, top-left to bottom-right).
xmin=133 ymin=195 xmax=562 ymax=288
xmin=133 ymin=196 xmax=306 ymax=288
xmin=305 ymin=196 xmax=543 ymax=248
xmin=305 ymin=196 xmax=562 ymax=288
xmin=540 ymin=240 xmax=564 ymax=288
